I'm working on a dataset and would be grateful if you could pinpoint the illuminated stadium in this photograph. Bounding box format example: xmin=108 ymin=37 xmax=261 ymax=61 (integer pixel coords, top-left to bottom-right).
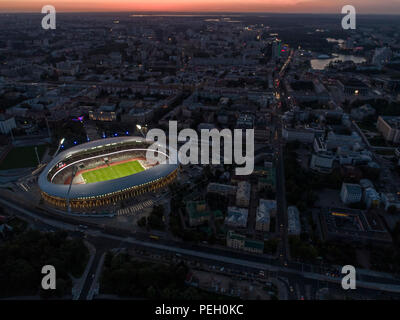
xmin=38 ymin=136 xmax=179 ymax=210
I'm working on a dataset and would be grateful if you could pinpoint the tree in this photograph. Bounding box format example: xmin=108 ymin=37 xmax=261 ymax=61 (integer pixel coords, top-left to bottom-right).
xmin=388 ymin=205 xmax=397 ymax=215
xmin=137 ymin=216 xmax=147 ymax=227
xmin=148 ymin=214 xmax=164 ymax=230
xmin=0 ymin=229 xmax=87 ymax=298
xmin=264 ymin=239 xmax=279 ymax=254
xmin=152 ymin=205 xmax=164 ymax=218
xmin=146 ymin=286 xmax=157 ymax=299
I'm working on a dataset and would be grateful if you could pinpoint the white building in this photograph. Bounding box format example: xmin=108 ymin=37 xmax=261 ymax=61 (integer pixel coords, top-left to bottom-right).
xmin=207 ymin=183 xmax=237 ymax=196
xmin=255 ymin=199 xmax=277 ymax=232
xmin=310 ymin=152 xmax=335 ymax=173
xmin=121 ymin=102 xmax=155 ymax=123
xmin=364 ymin=187 xmax=380 ymax=208
xmin=226 ymin=231 xmax=264 ymax=254
xmin=282 ymin=126 xmax=324 ymax=144
xmin=0 ymin=114 xmax=16 ymax=134
xmin=395 ymin=148 xmax=400 ymax=158
xmin=89 ymin=105 xmax=117 ymax=122
xmin=338 ymin=153 xmax=371 ymax=166
xmin=236 ymin=181 xmax=251 ymax=207
xmin=287 ymin=206 xmax=301 ymax=236
xmin=359 ymin=179 xmax=374 ymax=190
xmin=313 ymin=137 xmax=327 ymax=153
xmin=381 ymin=193 xmax=400 ymax=211
xmin=340 ymin=183 xmax=362 ymax=204
xmin=351 ymin=104 xmax=376 ymax=121
xmin=256 ymin=199 xmax=274 ymax=232
xmin=326 ymin=131 xmax=362 ymax=150
xmin=377 ymin=116 xmax=400 ymax=144
xmin=225 ymin=207 xmax=248 ymax=228
xmin=372 ymin=47 xmax=392 ymax=66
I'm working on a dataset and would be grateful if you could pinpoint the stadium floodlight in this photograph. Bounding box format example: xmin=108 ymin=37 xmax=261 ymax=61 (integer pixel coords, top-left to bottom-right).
xmin=53 ymin=137 xmax=65 ymax=158
xmin=136 ymin=124 xmax=145 ymax=137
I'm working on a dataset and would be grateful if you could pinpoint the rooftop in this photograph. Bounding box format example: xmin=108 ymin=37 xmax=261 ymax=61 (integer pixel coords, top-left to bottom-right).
xmin=343 ymin=183 xmax=362 ymax=194
xmin=38 ymin=136 xmax=179 ymax=200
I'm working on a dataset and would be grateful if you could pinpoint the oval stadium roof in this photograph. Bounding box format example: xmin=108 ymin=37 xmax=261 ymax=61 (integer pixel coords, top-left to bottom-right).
xmin=38 ymin=136 xmax=178 ymax=200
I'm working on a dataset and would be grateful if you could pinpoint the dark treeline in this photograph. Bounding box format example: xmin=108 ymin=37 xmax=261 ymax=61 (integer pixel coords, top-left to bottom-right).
xmin=0 ymin=229 xmax=88 ymax=298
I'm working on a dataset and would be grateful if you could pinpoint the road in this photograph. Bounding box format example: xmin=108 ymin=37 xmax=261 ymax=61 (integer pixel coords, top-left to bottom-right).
xmin=274 ymin=117 xmax=289 ymax=265
xmin=272 ymin=50 xmax=293 ymax=265
xmin=78 ymin=248 xmax=104 ymax=300
xmin=2 ymin=195 xmax=400 ymax=300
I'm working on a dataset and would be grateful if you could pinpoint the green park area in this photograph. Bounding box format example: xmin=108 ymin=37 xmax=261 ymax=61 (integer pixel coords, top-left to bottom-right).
xmin=100 ymin=252 xmax=231 ymax=299
xmin=0 ymin=227 xmax=88 ymax=298
xmin=0 ymin=144 xmax=47 ymax=170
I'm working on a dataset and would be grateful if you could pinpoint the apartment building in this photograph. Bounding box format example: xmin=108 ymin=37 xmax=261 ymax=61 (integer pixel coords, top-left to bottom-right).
xmin=340 ymin=183 xmax=362 ymax=204
xmin=377 ymin=116 xmax=400 ymax=143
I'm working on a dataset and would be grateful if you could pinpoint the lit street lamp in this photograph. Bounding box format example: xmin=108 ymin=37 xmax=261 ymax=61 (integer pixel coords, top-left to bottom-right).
xmin=136 ymin=124 xmax=145 ymax=138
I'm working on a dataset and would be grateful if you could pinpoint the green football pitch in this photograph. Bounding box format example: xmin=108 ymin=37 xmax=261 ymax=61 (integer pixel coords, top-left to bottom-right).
xmin=82 ymin=160 xmax=145 ymax=184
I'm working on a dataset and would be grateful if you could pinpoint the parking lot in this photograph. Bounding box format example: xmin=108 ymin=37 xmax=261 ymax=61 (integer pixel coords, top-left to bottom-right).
xmin=189 ymin=269 xmax=275 ymax=300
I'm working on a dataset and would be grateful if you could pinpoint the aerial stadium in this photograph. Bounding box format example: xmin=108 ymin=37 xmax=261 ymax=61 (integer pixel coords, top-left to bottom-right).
xmin=38 ymin=136 xmax=179 ymax=211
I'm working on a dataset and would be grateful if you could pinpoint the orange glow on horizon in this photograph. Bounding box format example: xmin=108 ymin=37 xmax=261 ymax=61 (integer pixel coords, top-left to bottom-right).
xmin=0 ymin=0 xmax=399 ymax=14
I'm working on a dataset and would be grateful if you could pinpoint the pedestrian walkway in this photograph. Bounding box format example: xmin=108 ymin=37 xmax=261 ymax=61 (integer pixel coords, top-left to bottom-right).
xmin=87 ymin=252 xmax=106 ymax=300
xmin=117 ymin=199 xmax=154 ymax=216
xmin=71 ymin=240 xmax=96 ymax=300
xmin=269 ymin=277 xmax=288 ymax=300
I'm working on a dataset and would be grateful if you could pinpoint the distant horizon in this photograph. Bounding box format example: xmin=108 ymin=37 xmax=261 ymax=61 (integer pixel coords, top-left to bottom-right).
xmin=1 ymin=10 xmax=400 ymax=16
xmin=1 ymin=0 xmax=400 ymax=15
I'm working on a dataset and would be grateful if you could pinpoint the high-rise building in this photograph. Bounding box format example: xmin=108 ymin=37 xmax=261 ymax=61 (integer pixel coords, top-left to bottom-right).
xmin=340 ymin=183 xmax=362 ymax=204
xmin=372 ymin=47 xmax=392 ymax=66
xmin=287 ymin=206 xmax=301 ymax=236
xmin=272 ymin=39 xmax=282 ymax=59
xmin=377 ymin=116 xmax=400 ymax=143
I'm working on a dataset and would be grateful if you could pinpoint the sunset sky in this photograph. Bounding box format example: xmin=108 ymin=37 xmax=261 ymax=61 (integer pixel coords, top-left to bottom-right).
xmin=1 ymin=0 xmax=399 ymax=14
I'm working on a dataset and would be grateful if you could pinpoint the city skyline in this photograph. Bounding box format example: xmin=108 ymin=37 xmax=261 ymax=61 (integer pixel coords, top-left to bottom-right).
xmin=1 ymin=4 xmax=400 ymax=303
xmin=1 ymin=0 xmax=400 ymax=14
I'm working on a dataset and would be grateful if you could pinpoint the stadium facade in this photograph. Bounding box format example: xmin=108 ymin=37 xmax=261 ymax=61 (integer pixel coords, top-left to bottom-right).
xmin=38 ymin=136 xmax=179 ymax=210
